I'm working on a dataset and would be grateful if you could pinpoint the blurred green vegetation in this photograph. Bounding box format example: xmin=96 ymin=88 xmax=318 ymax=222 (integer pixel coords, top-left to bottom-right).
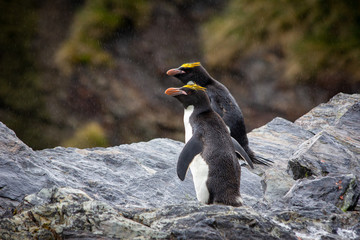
xmin=203 ymin=0 xmax=360 ymax=84
xmin=1 ymin=0 xmax=358 ymax=150
xmin=0 ymin=0 xmax=54 ymax=149
xmin=62 ymin=122 xmax=109 ymax=148
xmin=55 ymin=0 xmax=151 ymax=75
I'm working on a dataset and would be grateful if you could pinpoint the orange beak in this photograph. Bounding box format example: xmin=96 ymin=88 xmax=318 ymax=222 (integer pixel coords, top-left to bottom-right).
xmin=165 ymin=87 xmax=187 ymax=96
xmin=166 ymin=68 xmax=185 ymax=76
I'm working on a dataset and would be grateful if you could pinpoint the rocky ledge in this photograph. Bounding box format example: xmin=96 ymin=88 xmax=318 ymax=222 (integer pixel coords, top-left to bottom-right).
xmin=0 ymin=93 xmax=359 ymax=240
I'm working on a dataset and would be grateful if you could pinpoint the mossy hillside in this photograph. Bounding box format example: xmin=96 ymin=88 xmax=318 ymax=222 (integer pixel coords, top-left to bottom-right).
xmin=0 ymin=0 xmax=54 ymax=149
xmin=55 ymin=0 xmax=151 ymax=74
xmin=62 ymin=122 xmax=109 ymax=148
xmin=202 ymin=0 xmax=360 ymax=85
xmin=0 ymin=0 xmax=39 ymax=112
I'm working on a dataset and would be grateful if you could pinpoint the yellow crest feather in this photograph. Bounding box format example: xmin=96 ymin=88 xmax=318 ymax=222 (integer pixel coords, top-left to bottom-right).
xmin=180 ymin=62 xmax=201 ymax=68
xmin=182 ymin=84 xmax=206 ymax=91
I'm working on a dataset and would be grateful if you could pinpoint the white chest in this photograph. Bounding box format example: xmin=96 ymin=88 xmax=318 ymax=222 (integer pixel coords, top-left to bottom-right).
xmin=183 ymin=105 xmax=194 ymax=143
xmin=190 ymin=154 xmax=210 ymax=204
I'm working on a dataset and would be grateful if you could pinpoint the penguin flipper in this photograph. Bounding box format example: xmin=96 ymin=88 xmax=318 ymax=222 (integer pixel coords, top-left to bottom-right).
xmin=231 ymin=137 xmax=254 ymax=169
xmin=177 ymin=137 xmax=203 ymax=181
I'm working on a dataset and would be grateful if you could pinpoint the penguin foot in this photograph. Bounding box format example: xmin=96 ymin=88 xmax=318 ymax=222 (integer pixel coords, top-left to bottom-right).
xmin=214 ymin=200 xmax=242 ymax=207
xmin=213 ymin=195 xmax=243 ymax=207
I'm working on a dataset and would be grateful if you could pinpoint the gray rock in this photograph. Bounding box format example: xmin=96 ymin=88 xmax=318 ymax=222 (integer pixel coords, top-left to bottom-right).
xmin=273 ymin=208 xmax=360 ymax=240
xmin=39 ymin=139 xmax=197 ymax=208
xmin=295 ymin=92 xmax=360 ymax=134
xmin=249 ymin=117 xmax=315 ymax=166
xmin=288 ymin=131 xmax=360 ymax=180
xmin=0 ymin=136 xmax=197 ymax=214
xmin=0 ymin=122 xmax=57 ymax=216
xmin=288 ymin=93 xmax=360 ymax=181
xmin=284 ymin=174 xmax=359 ymax=212
xmin=0 ymin=123 xmax=263 ymax=214
xmin=1 ymin=92 xmax=360 ymax=240
xmin=0 ymin=186 xmax=296 ymax=240
xmin=0 ymin=187 xmax=168 ymax=239
xmin=240 ymin=167 xmax=264 ymax=203
xmin=248 ymin=117 xmax=313 ymax=203
xmin=148 ymin=203 xmax=297 ymax=240
xmin=272 ymin=173 xmax=360 ymax=240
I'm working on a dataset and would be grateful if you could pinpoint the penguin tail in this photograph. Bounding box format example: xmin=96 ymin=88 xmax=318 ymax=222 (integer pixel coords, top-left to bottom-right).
xmin=245 ymin=146 xmax=273 ymax=166
xmin=251 ymin=155 xmax=274 ymax=166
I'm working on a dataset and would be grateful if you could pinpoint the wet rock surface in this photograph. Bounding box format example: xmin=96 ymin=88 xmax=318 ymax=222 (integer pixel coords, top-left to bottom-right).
xmin=1 ymin=93 xmax=360 ymax=239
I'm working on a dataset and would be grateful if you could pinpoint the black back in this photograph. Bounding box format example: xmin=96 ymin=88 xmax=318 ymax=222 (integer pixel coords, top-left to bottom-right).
xmin=170 ymin=64 xmax=250 ymax=153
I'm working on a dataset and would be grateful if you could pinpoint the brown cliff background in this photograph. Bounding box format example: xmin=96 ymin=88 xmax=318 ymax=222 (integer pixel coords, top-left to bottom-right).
xmin=1 ymin=0 xmax=359 ymax=149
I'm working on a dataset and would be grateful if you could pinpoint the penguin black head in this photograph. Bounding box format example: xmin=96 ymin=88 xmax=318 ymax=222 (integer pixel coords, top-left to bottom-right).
xmin=165 ymin=84 xmax=210 ymax=109
xmin=166 ymin=62 xmax=212 ymax=86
